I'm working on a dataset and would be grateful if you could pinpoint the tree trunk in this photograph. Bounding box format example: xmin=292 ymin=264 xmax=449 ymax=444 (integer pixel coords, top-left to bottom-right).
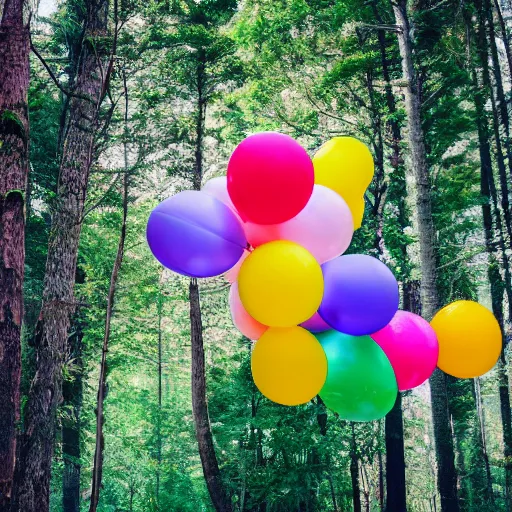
xmin=392 ymin=2 xmax=459 ymax=511
xmin=11 ymin=1 xmax=108 ymax=509
xmin=473 ymin=379 xmax=494 ymax=503
xmin=465 ymin=2 xmax=512 ymax=506
xmin=189 ymin=52 xmax=231 ymax=512
xmin=156 ymin=290 xmax=163 ymax=505
xmin=89 ymin=167 xmax=129 ymax=512
xmin=0 ymin=0 xmax=29 ymax=505
xmin=62 ymin=314 xmax=84 ymax=512
xmin=385 ymin=394 xmax=406 ymax=512
xmin=371 ymin=7 xmax=409 ymax=509
xmin=481 ymin=0 xmax=512 ymax=322
xmin=350 ymin=423 xmax=362 ymax=512
xmin=492 ymin=0 xmax=512 ymax=85
xmin=190 ymin=279 xmax=232 ymax=512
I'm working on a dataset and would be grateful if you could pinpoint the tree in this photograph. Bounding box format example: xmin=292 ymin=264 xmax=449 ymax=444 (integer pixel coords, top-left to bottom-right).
xmin=89 ymin=130 xmax=130 ymax=511
xmin=12 ymin=0 xmax=112 ymax=507
xmin=0 ymin=0 xmax=29 ymax=505
xmin=392 ymin=1 xmax=459 ymax=510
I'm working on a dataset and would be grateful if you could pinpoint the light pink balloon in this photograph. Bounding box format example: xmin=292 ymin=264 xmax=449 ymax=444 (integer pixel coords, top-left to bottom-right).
xmin=300 ymin=312 xmax=330 ymax=333
xmin=229 ymin=282 xmax=268 ymax=340
xmin=371 ymin=310 xmax=439 ymax=391
xmin=202 ymin=177 xmax=241 ymax=218
xmin=244 ymin=185 xmax=354 ymax=264
xmin=224 ymin=249 xmax=250 ymax=284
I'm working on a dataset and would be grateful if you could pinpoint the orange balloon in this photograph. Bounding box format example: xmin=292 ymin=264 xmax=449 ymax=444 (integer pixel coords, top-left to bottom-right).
xmin=430 ymin=300 xmax=502 ymax=378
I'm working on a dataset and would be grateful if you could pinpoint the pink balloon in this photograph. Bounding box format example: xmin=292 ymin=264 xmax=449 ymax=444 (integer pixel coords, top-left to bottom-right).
xmin=371 ymin=310 xmax=439 ymax=391
xmin=224 ymin=249 xmax=250 ymax=284
xmin=229 ymin=282 xmax=268 ymax=340
xmin=202 ymin=177 xmax=241 ymax=219
xmin=300 ymin=311 xmax=330 ymax=333
xmin=244 ymin=185 xmax=354 ymax=264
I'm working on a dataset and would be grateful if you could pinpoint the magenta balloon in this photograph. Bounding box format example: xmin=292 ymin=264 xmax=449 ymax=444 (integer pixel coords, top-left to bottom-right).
xmin=227 ymin=132 xmax=314 ymax=224
xmin=319 ymin=255 xmax=399 ymax=335
xmin=371 ymin=311 xmax=439 ymax=391
xmin=244 ymin=185 xmax=354 ymax=263
xmin=300 ymin=312 xmax=331 ymax=333
xmin=229 ymin=282 xmax=268 ymax=340
xmin=202 ymin=176 xmax=241 ymax=219
xmin=146 ymin=190 xmax=247 ymax=278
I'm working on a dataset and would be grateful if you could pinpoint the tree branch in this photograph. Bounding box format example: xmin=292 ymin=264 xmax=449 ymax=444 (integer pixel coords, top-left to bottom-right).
xmin=30 ymin=36 xmax=94 ymax=103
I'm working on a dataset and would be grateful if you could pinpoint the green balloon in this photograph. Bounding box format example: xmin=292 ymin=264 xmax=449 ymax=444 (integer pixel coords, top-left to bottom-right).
xmin=316 ymin=330 xmax=397 ymax=422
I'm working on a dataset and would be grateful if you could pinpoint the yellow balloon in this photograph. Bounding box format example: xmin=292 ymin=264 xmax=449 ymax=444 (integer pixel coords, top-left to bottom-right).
xmin=238 ymin=240 xmax=323 ymax=327
xmin=251 ymin=326 xmax=327 ymax=405
xmin=430 ymin=300 xmax=502 ymax=379
xmin=313 ymin=137 xmax=374 ymax=227
xmin=350 ymin=197 xmax=365 ymax=230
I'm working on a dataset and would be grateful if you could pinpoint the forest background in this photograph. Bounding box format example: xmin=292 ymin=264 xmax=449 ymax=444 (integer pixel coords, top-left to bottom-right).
xmin=1 ymin=0 xmax=512 ymax=510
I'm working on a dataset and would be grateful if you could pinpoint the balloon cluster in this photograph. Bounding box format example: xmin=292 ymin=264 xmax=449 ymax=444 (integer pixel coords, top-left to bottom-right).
xmin=147 ymin=132 xmax=503 ymax=422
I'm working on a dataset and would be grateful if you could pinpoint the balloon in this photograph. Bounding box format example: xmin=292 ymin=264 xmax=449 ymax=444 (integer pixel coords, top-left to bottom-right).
xmin=351 ymin=197 xmax=366 ymax=230
xmin=146 ymin=191 xmax=247 ymax=278
xmin=300 ymin=312 xmax=330 ymax=333
xmin=244 ymin=185 xmax=354 ymax=264
xmin=319 ymin=255 xmax=399 ymax=335
xmin=229 ymin=282 xmax=268 ymax=340
xmin=202 ymin=176 xmax=240 ymax=219
xmin=238 ymin=240 xmax=324 ymax=327
xmin=371 ymin=311 xmax=439 ymax=391
xmin=251 ymin=326 xmax=327 ymax=406
xmin=430 ymin=300 xmax=502 ymax=378
xmin=227 ymin=132 xmax=314 ymax=224
xmin=317 ymin=330 xmax=397 ymax=421
xmin=224 ymin=249 xmax=250 ymax=284
xmin=313 ymin=137 xmax=374 ymax=228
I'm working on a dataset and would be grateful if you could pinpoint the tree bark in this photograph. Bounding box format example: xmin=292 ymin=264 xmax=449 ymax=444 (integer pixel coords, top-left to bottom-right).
xmin=188 ymin=50 xmax=231 ymax=512
xmin=62 ymin=318 xmax=84 ymax=512
xmin=371 ymin=7 xmax=409 ymax=509
xmin=392 ymin=2 xmax=459 ymax=511
xmin=0 ymin=0 xmax=29 ymax=505
xmin=190 ymin=279 xmax=232 ymax=512
xmin=473 ymin=378 xmax=494 ymax=503
xmin=465 ymin=2 xmax=512 ymax=506
xmin=385 ymin=394 xmax=406 ymax=512
xmin=11 ymin=1 xmax=108 ymax=509
xmin=350 ymin=423 xmax=362 ymax=512
xmin=156 ymin=290 xmax=163 ymax=506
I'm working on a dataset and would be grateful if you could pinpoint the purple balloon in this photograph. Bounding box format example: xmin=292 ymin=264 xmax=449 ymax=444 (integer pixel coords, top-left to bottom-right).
xmin=300 ymin=312 xmax=331 ymax=333
xmin=319 ymin=255 xmax=399 ymax=336
xmin=146 ymin=190 xmax=247 ymax=278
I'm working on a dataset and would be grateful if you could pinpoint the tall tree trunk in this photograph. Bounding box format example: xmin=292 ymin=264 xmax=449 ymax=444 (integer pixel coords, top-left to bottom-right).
xmin=385 ymin=394 xmax=406 ymax=512
xmin=392 ymin=2 xmax=459 ymax=511
xmin=465 ymin=3 xmax=512 ymax=506
xmin=473 ymin=379 xmax=494 ymax=503
xmin=482 ymin=0 xmax=512 ymax=323
xmin=350 ymin=423 xmax=362 ymax=512
xmin=492 ymin=0 xmax=512 ymax=85
xmin=190 ymin=279 xmax=232 ymax=512
xmin=62 ymin=312 xmax=84 ymax=512
xmin=189 ymin=52 xmax=231 ymax=512
xmin=0 ymin=0 xmax=29 ymax=505
xmin=371 ymin=7 xmax=409 ymax=509
xmin=90 ymin=70 xmax=130 ymax=510
xmin=156 ymin=287 xmax=163 ymax=505
xmin=11 ymin=1 xmax=108 ymax=509
xmin=89 ymin=170 xmax=129 ymax=512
